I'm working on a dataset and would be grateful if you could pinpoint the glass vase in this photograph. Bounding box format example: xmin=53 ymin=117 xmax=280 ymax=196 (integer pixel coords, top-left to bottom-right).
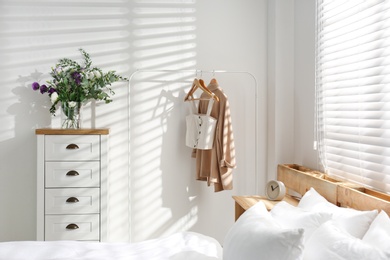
xmin=61 ymin=102 xmax=81 ymax=129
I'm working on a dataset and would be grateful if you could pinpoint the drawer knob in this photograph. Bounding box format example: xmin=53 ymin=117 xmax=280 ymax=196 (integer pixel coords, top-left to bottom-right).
xmin=66 ymin=223 xmax=79 ymax=230
xmin=66 ymin=197 xmax=79 ymax=203
xmin=66 ymin=170 xmax=79 ymax=176
xmin=66 ymin=143 xmax=79 ymax=150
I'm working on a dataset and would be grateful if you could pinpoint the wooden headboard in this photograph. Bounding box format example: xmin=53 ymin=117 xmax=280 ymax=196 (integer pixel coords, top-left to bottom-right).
xmin=278 ymin=164 xmax=390 ymax=215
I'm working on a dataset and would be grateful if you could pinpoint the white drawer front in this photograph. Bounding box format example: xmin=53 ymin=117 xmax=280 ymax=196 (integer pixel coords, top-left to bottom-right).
xmin=45 ymin=188 xmax=100 ymax=214
xmin=45 ymin=214 xmax=99 ymax=241
xmin=45 ymin=135 xmax=100 ymax=161
xmin=45 ymin=162 xmax=100 ymax=188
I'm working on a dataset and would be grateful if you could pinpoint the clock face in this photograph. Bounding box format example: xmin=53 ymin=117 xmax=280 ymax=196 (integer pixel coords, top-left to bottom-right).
xmin=266 ymin=180 xmax=286 ymax=200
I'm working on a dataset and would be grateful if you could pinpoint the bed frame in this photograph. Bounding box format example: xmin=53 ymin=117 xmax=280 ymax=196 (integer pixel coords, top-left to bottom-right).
xmin=278 ymin=164 xmax=390 ymax=215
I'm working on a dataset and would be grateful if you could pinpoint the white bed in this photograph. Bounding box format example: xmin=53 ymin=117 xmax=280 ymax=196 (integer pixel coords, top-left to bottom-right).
xmin=223 ymin=164 xmax=390 ymax=260
xmin=0 ymin=232 xmax=222 ymax=260
xmin=2 ymin=164 xmax=390 ymax=260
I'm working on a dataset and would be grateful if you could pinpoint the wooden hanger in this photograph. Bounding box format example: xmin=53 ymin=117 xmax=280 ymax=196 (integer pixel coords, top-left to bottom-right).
xmin=184 ymin=78 xmax=219 ymax=102
xmin=184 ymin=78 xmax=201 ymax=101
xmin=199 ymin=79 xmax=219 ymax=101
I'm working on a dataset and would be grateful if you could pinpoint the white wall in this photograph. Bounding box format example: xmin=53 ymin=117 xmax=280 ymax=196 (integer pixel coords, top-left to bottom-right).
xmin=0 ymin=0 xmax=268 ymax=243
xmin=293 ymin=0 xmax=318 ymax=169
xmin=268 ymin=0 xmax=319 ymax=179
xmin=0 ymin=0 xmax=131 ymax=242
xmin=0 ymin=0 xmax=318 ymax=243
xmin=267 ymin=0 xmax=295 ymax=181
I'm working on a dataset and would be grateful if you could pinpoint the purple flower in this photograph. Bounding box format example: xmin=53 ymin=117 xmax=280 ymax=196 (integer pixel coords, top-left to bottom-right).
xmin=32 ymin=82 xmax=40 ymax=91
xmin=40 ymin=84 xmax=48 ymax=94
xmin=48 ymin=88 xmax=57 ymax=95
xmin=72 ymin=71 xmax=82 ymax=85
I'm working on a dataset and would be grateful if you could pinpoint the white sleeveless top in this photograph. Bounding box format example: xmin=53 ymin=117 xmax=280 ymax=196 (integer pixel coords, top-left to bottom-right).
xmin=185 ymin=98 xmax=217 ymax=150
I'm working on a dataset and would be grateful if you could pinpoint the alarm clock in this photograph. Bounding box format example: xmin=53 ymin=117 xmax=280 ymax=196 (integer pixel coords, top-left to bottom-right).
xmin=266 ymin=180 xmax=286 ymax=201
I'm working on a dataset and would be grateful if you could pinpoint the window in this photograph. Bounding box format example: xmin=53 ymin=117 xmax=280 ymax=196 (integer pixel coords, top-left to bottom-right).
xmin=315 ymin=0 xmax=390 ymax=193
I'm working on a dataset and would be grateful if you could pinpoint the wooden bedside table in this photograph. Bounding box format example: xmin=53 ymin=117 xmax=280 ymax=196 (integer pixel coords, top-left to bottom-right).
xmin=232 ymin=195 xmax=299 ymax=221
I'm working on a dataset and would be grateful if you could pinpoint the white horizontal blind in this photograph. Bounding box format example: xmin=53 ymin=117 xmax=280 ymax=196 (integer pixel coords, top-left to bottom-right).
xmin=316 ymin=0 xmax=390 ymax=193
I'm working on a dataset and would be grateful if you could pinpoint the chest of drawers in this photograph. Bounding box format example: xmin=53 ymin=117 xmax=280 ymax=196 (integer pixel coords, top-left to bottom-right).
xmin=36 ymin=128 xmax=109 ymax=241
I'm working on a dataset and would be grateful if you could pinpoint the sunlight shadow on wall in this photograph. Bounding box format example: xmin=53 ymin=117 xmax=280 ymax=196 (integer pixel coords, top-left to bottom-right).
xmin=129 ymin=0 xmax=199 ymax=242
xmin=130 ymin=72 xmax=200 ymax=242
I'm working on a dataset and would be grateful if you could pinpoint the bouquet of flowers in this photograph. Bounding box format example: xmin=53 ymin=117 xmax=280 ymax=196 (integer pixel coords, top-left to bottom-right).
xmin=32 ymin=48 xmax=128 ymax=128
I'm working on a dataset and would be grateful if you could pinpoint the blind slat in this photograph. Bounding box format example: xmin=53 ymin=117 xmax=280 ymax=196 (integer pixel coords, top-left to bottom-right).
xmin=316 ymin=0 xmax=390 ymax=193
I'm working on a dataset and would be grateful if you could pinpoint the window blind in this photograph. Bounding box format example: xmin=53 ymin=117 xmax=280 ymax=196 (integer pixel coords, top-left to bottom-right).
xmin=316 ymin=0 xmax=390 ymax=193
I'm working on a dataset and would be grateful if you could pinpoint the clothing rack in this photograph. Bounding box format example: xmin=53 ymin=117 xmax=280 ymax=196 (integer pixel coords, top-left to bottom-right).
xmin=128 ymin=69 xmax=259 ymax=188
xmin=126 ymin=69 xmax=259 ymax=241
xmin=128 ymin=69 xmax=258 ymax=84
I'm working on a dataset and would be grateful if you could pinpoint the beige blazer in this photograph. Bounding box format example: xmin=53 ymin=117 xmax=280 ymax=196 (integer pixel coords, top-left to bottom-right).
xmin=192 ymin=82 xmax=236 ymax=192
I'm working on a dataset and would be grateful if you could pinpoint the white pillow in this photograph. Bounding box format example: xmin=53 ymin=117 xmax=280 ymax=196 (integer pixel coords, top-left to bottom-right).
xmin=270 ymin=201 xmax=331 ymax=242
xmin=363 ymin=210 xmax=390 ymax=251
xmin=298 ymin=187 xmax=378 ymax=238
xmin=304 ymin=220 xmax=390 ymax=260
xmin=298 ymin=187 xmax=333 ymax=209
xmin=223 ymin=201 xmax=304 ymax=260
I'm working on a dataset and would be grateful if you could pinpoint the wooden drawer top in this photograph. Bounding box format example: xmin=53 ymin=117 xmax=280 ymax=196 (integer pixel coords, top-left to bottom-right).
xmin=36 ymin=128 xmax=109 ymax=135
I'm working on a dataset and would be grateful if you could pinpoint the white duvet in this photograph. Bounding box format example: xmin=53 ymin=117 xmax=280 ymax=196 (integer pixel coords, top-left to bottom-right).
xmin=0 ymin=232 xmax=222 ymax=260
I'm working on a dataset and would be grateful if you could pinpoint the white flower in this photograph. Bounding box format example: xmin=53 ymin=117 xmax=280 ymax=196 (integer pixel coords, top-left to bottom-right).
xmin=50 ymin=92 xmax=58 ymax=104
xmin=94 ymin=70 xmax=101 ymax=78
xmin=68 ymin=101 xmax=77 ymax=108
xmin=88 ymin=72 xmax=95 ymax=79
xmin=55 ymin=66 xmax=63 ymax=74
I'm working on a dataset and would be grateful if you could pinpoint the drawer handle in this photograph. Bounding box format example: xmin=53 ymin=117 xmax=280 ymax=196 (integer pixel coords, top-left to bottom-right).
xmin=66 ymin=197 xmax=79 ymax=203
xmin=66 ymin=223 xmax=79 ymax=230
xmin=66 ymin=170 xmax=79 ymax=176
xmin=66 ymin=143 xmax=79 ymax=150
